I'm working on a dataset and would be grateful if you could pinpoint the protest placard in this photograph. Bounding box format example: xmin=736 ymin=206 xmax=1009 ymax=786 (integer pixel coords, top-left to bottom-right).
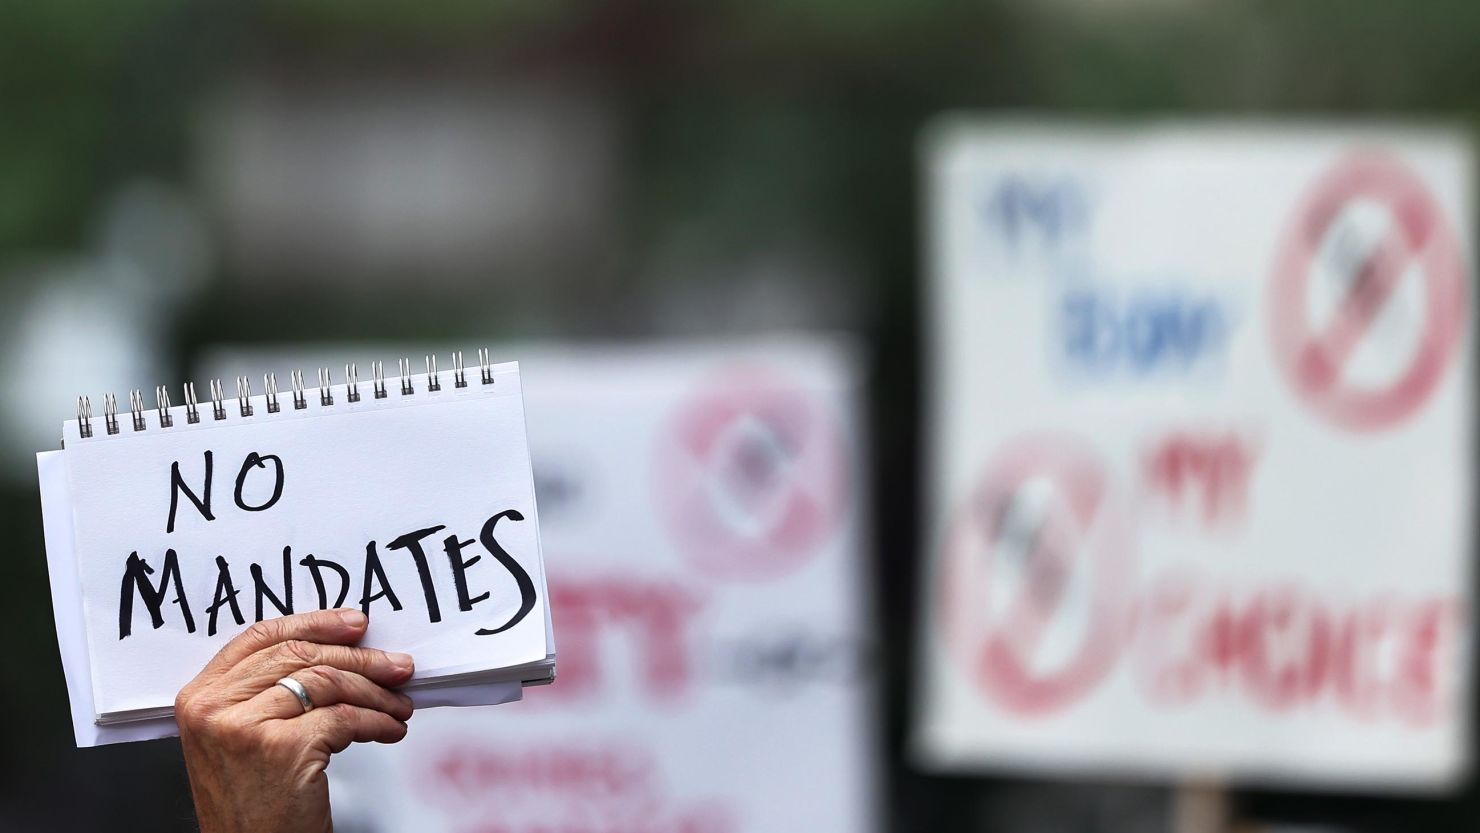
xmin=915 ymin=121 xmax=1472 ymax=788
xmin=40 ymin=354 xmax=554 ymax=739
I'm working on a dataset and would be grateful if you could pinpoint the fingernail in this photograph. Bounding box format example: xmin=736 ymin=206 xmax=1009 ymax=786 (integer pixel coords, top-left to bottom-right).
xmin=388 ymin=652 xmax=414 ymax=671
xmin=338 ymin=609 xmax=368 ymax=627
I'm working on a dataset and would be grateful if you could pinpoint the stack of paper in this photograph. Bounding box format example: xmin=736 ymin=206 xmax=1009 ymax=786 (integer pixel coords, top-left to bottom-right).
xmin=38 ymin=357 xmax=554 ymax=745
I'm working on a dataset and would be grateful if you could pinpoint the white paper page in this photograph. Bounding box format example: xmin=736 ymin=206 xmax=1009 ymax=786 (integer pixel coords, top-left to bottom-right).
xmin=42 ymin=450 xmax=527 ymax=747
xmin=40 ymin=450 xmax=181 ymax=745
xmin=62 ymin=364 xmax=548 ymax=718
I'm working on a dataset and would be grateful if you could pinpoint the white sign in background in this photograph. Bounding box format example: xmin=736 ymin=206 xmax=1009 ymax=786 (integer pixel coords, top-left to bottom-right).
xmin=62 ymin=365 xmax=548 ymax=719
xmin=914 ymin=122 xmax=1472 ymax=788
xmin=203 ymin=339 xmax=878 ymax=833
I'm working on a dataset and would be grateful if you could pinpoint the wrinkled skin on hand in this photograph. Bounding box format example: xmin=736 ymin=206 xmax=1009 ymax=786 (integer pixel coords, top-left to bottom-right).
xmin=175 ymin=608 xmax=415 ymax=833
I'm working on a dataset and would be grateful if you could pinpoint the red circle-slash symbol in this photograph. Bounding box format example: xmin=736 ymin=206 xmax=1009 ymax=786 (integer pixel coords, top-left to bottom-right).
xmin=656 ymin=367 xmax=848 ymax=582
xmin=938 ymin=435 xmax=1136 ymax=717
xmin=1269 ymin=152 xmax=1467 ymax=432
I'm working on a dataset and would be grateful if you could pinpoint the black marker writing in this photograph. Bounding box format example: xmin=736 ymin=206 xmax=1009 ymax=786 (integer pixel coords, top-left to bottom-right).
xmin=475 ymin=509 xmax=536 ymax=636
xmin=119 ymin=549 xmax=196 ymax=638
xmin=205 ymin=555 xmax=245 ymax=637
xmin=233 ymin=452 xmax=285 ymax=512
xmin=387 ymin=525 xmax=446 ymax=623
xmin=359 ymin=541 xmax=404 ymax=616
xmin=251 ymin=546 xmax=294 ymax=621
xmin=120 ymin=509 xmax=538 ymax=640
xmin=299 ymin=553 xmax=350 ymax=610
xmin=167 ymin=452 xmax=214 ymax=534
xmin=443 ymin=533 xmax=489 ymax=612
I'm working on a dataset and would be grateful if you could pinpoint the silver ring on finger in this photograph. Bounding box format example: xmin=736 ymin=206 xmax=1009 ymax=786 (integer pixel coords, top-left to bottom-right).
xmin=275 ymin=675 xmax=314 ymax=714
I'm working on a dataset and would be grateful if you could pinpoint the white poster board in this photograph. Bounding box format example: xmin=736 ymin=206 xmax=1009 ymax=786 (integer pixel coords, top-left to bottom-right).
xmin=914 ymin=120 xmax=1472 ymax=789
xmin=206 ymin=338 xmax=879 ymax=833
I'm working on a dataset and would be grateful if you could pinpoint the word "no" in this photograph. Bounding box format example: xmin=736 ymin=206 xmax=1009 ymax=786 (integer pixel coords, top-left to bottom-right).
xmin=167 ymin=450 xmax=285 ymax=533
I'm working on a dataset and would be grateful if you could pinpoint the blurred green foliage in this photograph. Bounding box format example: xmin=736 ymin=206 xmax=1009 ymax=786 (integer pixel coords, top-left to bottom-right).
xmin=6 ymin=0 xmax=1480 ymax=264
xmin=0 ymin=0 xmax=178 ymax=250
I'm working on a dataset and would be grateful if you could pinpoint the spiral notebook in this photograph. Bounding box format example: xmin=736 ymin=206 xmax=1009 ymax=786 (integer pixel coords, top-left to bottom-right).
xmin=37 ymin=351 xmax=554 ymax=741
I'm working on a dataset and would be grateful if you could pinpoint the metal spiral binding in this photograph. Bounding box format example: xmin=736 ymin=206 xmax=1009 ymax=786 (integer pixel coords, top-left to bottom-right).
xmin=398 ymin=358 xmax=414 ymax=395
xmin=76 ymin=396 xmax=93 ymax=438
xmin=210 ymin=379 xmax=227 ymax=421
xmin=290 ymin=371 xmax=307 ymax=410
xmin=129 ymin=390 xmax=146 ymax=431
xmin=236 ymin=376 xmax=254 ymax=418
xmin=184 ymin=383 xmax=200 ymax=424
xmin=452 ymin=351 xmax=467 ymax=388
xmin=104 ymin=394 xmax=119 ymax=435
xmin=156 ymin=386 xmax=174 ymax=428
xmin=264 ymin=373 xmax=281 ymax=414
xmin=478 ymin=348 xmax=494 ymax=385
xmin=372 ymin=361 xmax=387 ymax=399
xmin=318 ymin=368 xmax=334 ymax=407
xmin=73 ymin=348 xmax=496 ymax=438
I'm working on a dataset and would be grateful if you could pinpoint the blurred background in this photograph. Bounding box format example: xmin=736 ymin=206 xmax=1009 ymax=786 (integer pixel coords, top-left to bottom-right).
xmin=4 ymin=1 xmax=1480 ymax=831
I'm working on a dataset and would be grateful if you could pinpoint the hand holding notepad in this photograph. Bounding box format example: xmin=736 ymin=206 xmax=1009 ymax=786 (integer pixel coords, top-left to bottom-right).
xmin=38 ymin=352 xmax=554 ymax=745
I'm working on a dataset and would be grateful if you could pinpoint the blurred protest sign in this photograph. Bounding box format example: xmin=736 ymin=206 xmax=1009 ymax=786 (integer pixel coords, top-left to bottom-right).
xmin=914 ymin=121 xmax=1472 ymax=789
xmin=203 ymin=338 xmax=877 ymax=833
